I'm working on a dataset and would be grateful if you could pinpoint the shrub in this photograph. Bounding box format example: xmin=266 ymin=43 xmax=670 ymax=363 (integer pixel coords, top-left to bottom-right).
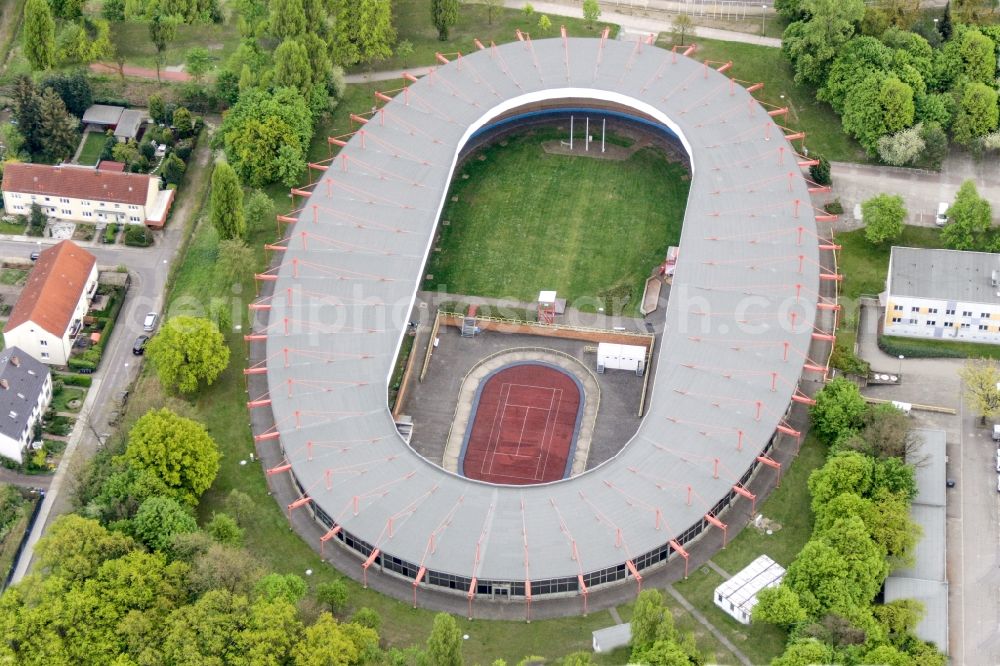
xmin=59 ymin=373 xmax=92 ymax=387
xmin=104 ymin=224 xmax=117 ymax=244
xmin=174 ymin=139 xmax=194 ymax=161
xmin=124 ymin=226 xmax=153 ymax=247
xmin=809 ymin=155 xmax=831 ymax=185
xmin=877 ymin=335 xmax=965 ymax=359
xmin=823 ymin=200 xmax=844 ymax=215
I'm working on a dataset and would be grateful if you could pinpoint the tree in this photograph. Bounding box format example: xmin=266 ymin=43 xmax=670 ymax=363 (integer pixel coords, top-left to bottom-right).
xmin=862 ymin=194 xmax=906 ymax=244
xmin=38 ymin=87 xmax=79 ymax=161
xmin=206 ymin=512 xmax=244 ymax=545
xmin=209 ymin=162 xmax=247 ymax=240
xmin=426 ymin=613 xmax=462 ymax=666
xmin=523 ymin=2 xmax=534 ymax=16
xmin=12 ymin=76 xmax=43 ymax=154
xmin=316 ymin=579 xmax=349 ymax=613
xmin=939 ymin=2 xmax=952 ymax=40
xmin=808 ymin=451 xmax=874 ymax=512
xmin=358 ymin=0 xmax=396 ymax=63
xmin=147 ymin=316 xmax=231 ymax=394
xmin=254 ymin=573 xmax=307 ymax=603
xmin=172 ymin=106 xmax=194 ymax=137
xmin=782 ymin=539 xmax=855 ymax=618
xmin=27 ymin=202 xmax=47 ymax=236
xmin=149 ymin=94 xmax=167 ymax=124
xmin=269 ymin=0 xmax=306 ymax=39
xmin=275 ymin=142 xmax=305 ymax=187
xmin=856 ymin=402 xmax=916 ymax=459
xmin=350 ymin=607 xmax=381 ymax=631
xmin=245 ymin=189 xmax=275 ymax=231
xmin=41 ymin=70 xmax=92 ymax=118
xmin=582 ymin=0 xmax=600 ymax=27
xmin=842 ymin=72 xmax=914 ymax=154
xmin=753 ymin=585 xmax=807 ymax=627
xmin=631 ymin=589 xmax=671 ymax=650
xmin=959 ymin=28 xmax=996 ymax=85
xmin=185 ymin=46 xmax=211 ymax=83
xmin=217 ymin=87 xmax=312 ymax=187
xmin=537 ymin=14 xmax=551 ymax=33
xmin=781 ymin=0 xmax=865 ymax=86
xmin=810 ymin=377 xmax=867 ymax=444
xmin=396 ymin=39 xmax=414 ymax=66
xmin=33 ymin=514 xmax=135 ymax=582
xmin=148 ymin=9 xmax=179 ymax=83
xmin=877 ymin=123 xmax=925 ymax=166
xmin=960 ymin=358 xmax=1000 ymax=424
xmin=272 ymin=38 xmax=312 ymax=96
xmin=773 ymin=638 xmax=835 ymax=666
xmin=217 ymin=238 xmax=255 ymax=282
xmin=162 ymin=153 xmax=186 ymax=185
xmin=431 ymin=0 xmax=458 ymax=40
xmin=942 ymin=179 xmax=993 ymax=250
xmin=953 ymin=82 xmax=999 ymax=146
xmin=672 ymin=14 xmax=693 ymax=45
xmin=132 ymin=496 xmax=199 ymax=551
xmin=50 ymin=0 xmax=85 ymax=19
xmin=292 ymin=613 xmax=378 ymax=666
xmin=23 ymin=0 xmax=56 ymax=70
xmin=485 ymin=0 xmax=501 ymax=24
xmin=873 ymin=598 xmax=924 ymax=639
xmin=188 ymin=543 xmax=263 ymax=596
xmin=125 ymin=407 xmax=221 ymax=504
xmin=809 ymin=154 xmax=831 ymax=185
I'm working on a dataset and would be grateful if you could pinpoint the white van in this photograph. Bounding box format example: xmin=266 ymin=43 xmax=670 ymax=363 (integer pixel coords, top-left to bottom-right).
xmin=935 ymin=202 xmax=949 ymax=226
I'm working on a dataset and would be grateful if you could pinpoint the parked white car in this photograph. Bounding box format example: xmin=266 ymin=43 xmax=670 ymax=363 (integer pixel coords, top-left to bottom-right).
xmin=143 ymin=312 xmax=159 ymax=332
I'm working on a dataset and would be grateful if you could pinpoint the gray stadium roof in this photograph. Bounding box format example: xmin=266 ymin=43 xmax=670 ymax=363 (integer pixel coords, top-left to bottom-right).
xmin=889 ymin=246 xmax=1000 ymax=306
xmin=258 ymin=37 xmax=821 ymax=586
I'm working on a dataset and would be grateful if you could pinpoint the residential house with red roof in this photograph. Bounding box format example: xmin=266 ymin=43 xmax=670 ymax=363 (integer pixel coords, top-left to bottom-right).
xmin=1 ymin=162 xmax=174 ymax=229
xmin=3 ymin=240 xmax=98 ymax=366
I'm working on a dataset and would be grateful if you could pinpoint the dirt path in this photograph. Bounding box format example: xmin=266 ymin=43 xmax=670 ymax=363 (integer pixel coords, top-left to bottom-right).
xmin=90 ymin=62 xmax=192 ymax=83
xmin=0 ymin=0 xmax=26 ymax=72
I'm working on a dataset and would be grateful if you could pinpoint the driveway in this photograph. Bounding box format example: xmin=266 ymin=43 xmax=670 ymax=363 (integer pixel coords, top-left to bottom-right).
xmin=856 ymin=303 xmax=999 ymax=664
xmin=7 ymin=135 xmax=212 ymax=584
xmin=831 ymin=155 xmax=1000 ymax=229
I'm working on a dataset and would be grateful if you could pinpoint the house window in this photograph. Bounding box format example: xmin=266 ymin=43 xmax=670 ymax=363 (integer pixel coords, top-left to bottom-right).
xmin=980 ymin=324 xmax=989 ymax=331
xmin=945 ymin=322 xmax=954 ymax=328
xmin=982 ymin=313 xmax=991 ymax=318
xmin=44 ymin=196 xmax=50 ymax=201
xmin=946 ymin=309 xmax=956 ymax=315
xmin=891 ymin=317 xmax=902 ymax=323
xmin=129 ymin=216 xmax=140 ymax=222
xmin=963 ymin=310 xmax=972 ymax=316
xmin=929 ymin=308 xmax=938 ymax=314
xmin=40 ymin=352 xmax=49 ymax=359
xmin=962 ymin=323 xmax=971 ymax=328
xmin=926 ymin=321 xmax=936 ymax=326
xmin=82 ymin=211 xmax=92 ymax=218
xmin=114 ymin=203 xmax=121 ymax=208
xmin=910 ymin=306 xmax=919 ymax=312
xmin=893 ymin=305 xmax=903 ymax=311
xmin=909 ymin=319 xmax=918 ymax=324
xmin=129 ymin=205 xmax=138 ymax=210
xmin=59 ymin=198 xmax=69 ymax=204
xmin=39 ymin=340 xmax=47 ymax=346
xmin=61 ymin=208 xmax=71 ymax=215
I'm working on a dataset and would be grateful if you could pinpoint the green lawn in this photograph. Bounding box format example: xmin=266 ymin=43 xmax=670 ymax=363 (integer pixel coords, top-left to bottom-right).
xmin=51 ymin=386 xmax=86 ymax=414
xmin=425 ymin=130 xmax=690 ymax=313
xmin=76 ymin=131 xmax=107 ymax=166
xmin=659 ymin=36 xmax=866 ymax=164
xmin=0 ymin=220 xmax=25 ymax=235
xmin=106 ymin=20 xmax=240 ymax=71
xmin=0 ymin=492 xmax=36 ymax=587
xmin=0 ymin=268 xmax=26 ymax=286
xmin=357 ymin=0 xmax=619 ymax=74
xmin=879 ymin=334 xmax=1000 ymax=360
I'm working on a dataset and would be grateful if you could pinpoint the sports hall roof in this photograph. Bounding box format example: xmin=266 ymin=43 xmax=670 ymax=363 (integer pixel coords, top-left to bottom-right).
xmin=255 ymin=36 xmax=825 ymax=585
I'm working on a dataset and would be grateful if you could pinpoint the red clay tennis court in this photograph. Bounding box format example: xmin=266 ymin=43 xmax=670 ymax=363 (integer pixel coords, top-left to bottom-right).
xmin=461 ymin=363 xmax=582 ymax=485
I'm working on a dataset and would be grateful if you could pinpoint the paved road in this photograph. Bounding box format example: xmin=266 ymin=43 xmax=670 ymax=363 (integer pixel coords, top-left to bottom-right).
xmin=505 ymin=0 xmax=782 ymax=46
xmin=7 ymin=136 xmax=212 ymax=584
xmin=831 ymin=155 xmax=1000 ymax=229
xmin=856 ymin=304 xmax=998 ymax=664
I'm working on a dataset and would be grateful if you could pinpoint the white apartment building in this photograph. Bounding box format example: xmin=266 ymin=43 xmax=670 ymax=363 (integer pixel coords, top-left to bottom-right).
xmin=2 ymin=162 xmax=174 ymax=228
xmin=4 ymin=240 xmax=98 ymax=366
xmin=884 ymin=247 xmax=1000 ymax=344
xmin=0 ymin=347 xmax=52 ymax=463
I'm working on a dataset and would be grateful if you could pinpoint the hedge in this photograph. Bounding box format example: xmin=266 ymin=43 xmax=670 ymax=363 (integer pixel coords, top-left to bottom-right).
xmin=878 ymin=336 xmax=967 ymax=359
xmin=57 ymin=373 xmax=92 ymax=387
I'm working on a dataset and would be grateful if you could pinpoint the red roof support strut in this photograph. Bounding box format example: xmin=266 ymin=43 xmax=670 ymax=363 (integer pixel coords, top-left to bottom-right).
xmin=669 ymin=540 xmax=690 ymax=578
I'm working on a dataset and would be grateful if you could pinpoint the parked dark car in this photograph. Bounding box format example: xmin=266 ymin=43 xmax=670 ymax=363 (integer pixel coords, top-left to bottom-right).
xmin=132 ymin=335 xmax=149 ymax=355
xmin=29 ymin=251 xmax=39 ymax=261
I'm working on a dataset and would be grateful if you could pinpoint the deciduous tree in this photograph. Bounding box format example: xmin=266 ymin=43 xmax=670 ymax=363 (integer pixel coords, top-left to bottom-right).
xmin=125 ymin=407 xmax=221 ymax=504
xmin=862 ymin=193 xmax=906 ymax=245
xmin=582 ymin=0 xmax=600 ymax=27
xmin=269 ymin=0 xmax=306 ymax=39
xmin=942 ymin=179 xmax=993 ymax=250
xmin=148 ymin=9 xmax=180 ymax=82
xmin=132 ymin=496 xmax=199 ymax=551
xmin=33 ymin=514 xmax=135 ymax=582
xmin=877 ymin=123 xmax=925 ymax=166
xmin=960 ymin=358 xmax=1000 ymax=424
xmin=537 ymin=14 xmax=551 ymax=33
xmin=23 ymin=0 xmax=56 ymax=70
xmin=810 ymin=377 xmax=867 ymax=445
xmin=205 ymin=512 xmax=243 ymax=545
xmin=672 ymin=14 xmax=693 ymax=45
xmin=953 ymin=82 xmax=999 ymax=147
xmin=485 ymin=0 xmax=501 ymax=24
xmin=147 ymin=316 xmax=231 ymax=395
xmin=272 ymin=38 xmax=312 ymax=96
xmin=781 ymin=0 xmax=865 ymax=86
xmin=426 ymin=613 xmax=463 ymax=666
xmin=185 ymin=46 xmax=211 ymax=82
xmin=358 ymin=0 xmax=396 ymax=63
xmin=754 ymin=585 xmax=808 ymax=627
xmin=209 ymin=162 xmax=246 ymax=240
xmin=217 ymin=238 xmax=255 ymax=281
xmin=431 ymin=0 xmax=458 ymax=40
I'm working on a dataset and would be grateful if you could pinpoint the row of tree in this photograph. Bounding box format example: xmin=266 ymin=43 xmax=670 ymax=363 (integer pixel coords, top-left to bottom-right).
xmin=779 ymin=0 xmax=1000 ymax=165
xmin=753 ymin=378 xmax=944 ymax=664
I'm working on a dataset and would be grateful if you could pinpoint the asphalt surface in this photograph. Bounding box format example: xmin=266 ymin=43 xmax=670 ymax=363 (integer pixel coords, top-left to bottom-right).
xmin=856 ymin=303 xmax=997 ymax=664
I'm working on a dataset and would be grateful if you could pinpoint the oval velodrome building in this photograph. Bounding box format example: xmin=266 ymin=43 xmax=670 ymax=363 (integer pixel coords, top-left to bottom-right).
xmin=248 ymin=35 xmax=833 ymax=614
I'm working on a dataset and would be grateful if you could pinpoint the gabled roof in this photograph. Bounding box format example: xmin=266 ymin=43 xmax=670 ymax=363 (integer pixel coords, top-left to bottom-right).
xmin=81 ymin=104 xmax=124 ymax=126
xmin=4 ymin=240 xmax=96 ymax=337
xmin=2 ymin=163 xmax=153 ymax=206
xmin=114 ymin=109 xmax=145 ymax=139
xmin=0 ymin=347 xmax=49 ymax=442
